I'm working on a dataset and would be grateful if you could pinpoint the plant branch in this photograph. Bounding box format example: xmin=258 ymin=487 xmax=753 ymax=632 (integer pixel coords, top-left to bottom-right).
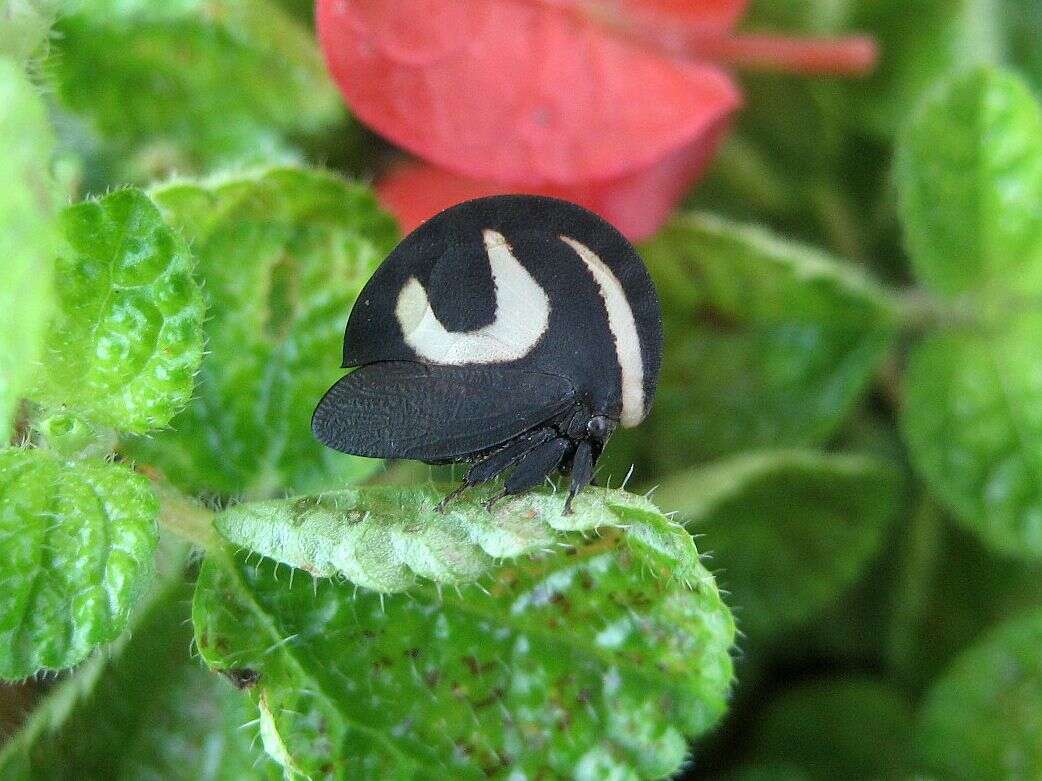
xmin=141 ymin=466 xmax=219 ymax=551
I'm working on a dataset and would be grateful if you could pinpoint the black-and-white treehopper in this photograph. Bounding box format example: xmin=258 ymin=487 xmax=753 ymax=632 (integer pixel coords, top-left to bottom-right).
xmin=313 ymin=195 xmax=662 ymax=513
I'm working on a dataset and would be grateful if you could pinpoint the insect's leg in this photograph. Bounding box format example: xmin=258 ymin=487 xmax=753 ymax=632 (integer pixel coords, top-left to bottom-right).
xmin=563 ymin=440 xmax=594 ymax=515
xmin=437 ymin=429 xmax=554 ymax=512
xmin=485 ymin=437 xmax=570 ymax=511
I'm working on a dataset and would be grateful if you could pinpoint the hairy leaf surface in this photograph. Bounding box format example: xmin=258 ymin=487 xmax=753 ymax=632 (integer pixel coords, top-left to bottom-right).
xmin=29 ymin=189 xmax=205 ymax=434
xmin=0 ymin=540 xmax=274 ymax=778
xmin=126 ymin=167 xmax=398 ymax=497
xmin=0 ymin=449 xmax=158 ymax=680
xmin=195 ymin=487 xmax=735 ymax=778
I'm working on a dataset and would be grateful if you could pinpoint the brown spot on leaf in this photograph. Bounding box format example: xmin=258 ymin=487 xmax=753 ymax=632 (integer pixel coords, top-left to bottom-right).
xmin=221 ymin=667 xmax=260 ymax=689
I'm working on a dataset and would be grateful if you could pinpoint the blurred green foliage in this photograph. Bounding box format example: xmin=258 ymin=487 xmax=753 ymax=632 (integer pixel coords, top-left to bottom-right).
xmin=2 ymin=1 xmax=1042 ymax=779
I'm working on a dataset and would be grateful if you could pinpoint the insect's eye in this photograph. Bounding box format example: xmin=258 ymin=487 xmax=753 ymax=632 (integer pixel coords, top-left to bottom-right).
xmin=587 ymin=415 xmax=614 ymax=440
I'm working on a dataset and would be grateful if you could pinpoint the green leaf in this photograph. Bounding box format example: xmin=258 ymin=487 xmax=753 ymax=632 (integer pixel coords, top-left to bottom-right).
xmin=0 ymin=448 xmax=158 ymax=680
xmin=49 ymin=0 xmax=344 ymax=181
xmin=849 ymin=0 xmax=1002 ymax=137
xmin=918 ymin=607 xmax=1042 ymax=779
xmin=634 ymin=214 xmax=896 ymax=471
xmin=0 ymin=0 xmax=58 ymax=65
xmin=0 ymin=57 xmax=58 ymax=444
xmin=898 ymin=69 xmax=1042 ymax=558
xmin=127 ymin=166 xmax=398 ymax=498
xmin=0 ymin=540 xmax=275 ymax=779
xmin=216 ymin=485 xmax=694 ymax=593
xmin=902 ymin=319 xmax=1042 ymax=557
xmin=194 ymin=488 xmax=735 ymax=778
xmin=896 ymin=67 xmax=1042 ymax=297
xmin=29 ymin=188 xmax=205 ymax=434
xmin=747 ymin=678 xmax=914 ymax=780
xmin=654 ymin=450 xmax=902 ymax=640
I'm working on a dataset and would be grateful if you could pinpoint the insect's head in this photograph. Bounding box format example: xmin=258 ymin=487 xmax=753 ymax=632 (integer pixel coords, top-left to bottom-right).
xmin=586 ymin=414 xmax=616 ymax=444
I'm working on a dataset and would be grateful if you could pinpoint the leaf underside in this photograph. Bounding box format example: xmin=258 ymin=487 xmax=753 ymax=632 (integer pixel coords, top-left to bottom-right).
xmin=195 ymin=487 xmax=736 ymax=779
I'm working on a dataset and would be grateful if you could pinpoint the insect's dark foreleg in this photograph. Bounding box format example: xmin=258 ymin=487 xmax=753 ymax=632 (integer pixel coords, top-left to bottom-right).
xmin=436 ymin=429 xmax=554 ymax=512
xmin=485 ymin=437 xmax=570 ymax=510
xmin=563 ymin=440 xmax=594 ymax=515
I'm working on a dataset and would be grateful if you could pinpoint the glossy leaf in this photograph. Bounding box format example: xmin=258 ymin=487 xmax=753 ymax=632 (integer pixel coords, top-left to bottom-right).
xmin=919 ymin=607 xmax=1042 ymax=779
xmin=50 ymin=0 xmax=343 ymax=179
xmin=896 ymin=67 xmax=1042 ymax=297
xmin=636 ymin=213 xmax=897 ymax=469
xmin=126 ymin=167 xmax=398 ymax=498
xmin=29 ymin=188 xmax=205 ymax=434
xmin=902 ymin=318 xmax=1042 ymax=558
xmin=195 ymin=487 xmax=735 ymax=778
xmin=0 ymin=57 xmax=57 ymax=444
xmin=654 ymin=450 xmax=902 ymax=639
xmin=317 ymin=0 xmax=740 ymax=186
xmin=0 ymin=448 xmax=158 ymax=680
xmin=899 ymin=70 xmax=1042 ymax=558
xmin=748 ymin=678 xmax=914 ymax=780
xmin=0 ymin=541 xmax=274 ymax=779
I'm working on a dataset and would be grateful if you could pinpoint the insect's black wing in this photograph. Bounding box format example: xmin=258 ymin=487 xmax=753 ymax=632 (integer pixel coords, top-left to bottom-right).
xmin=312 ymin=361 xmax=576 ymax=462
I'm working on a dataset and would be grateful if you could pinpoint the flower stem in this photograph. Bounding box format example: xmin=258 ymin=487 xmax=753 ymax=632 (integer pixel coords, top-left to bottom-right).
xmin=569 ymin=0 xmax=878 ymax=76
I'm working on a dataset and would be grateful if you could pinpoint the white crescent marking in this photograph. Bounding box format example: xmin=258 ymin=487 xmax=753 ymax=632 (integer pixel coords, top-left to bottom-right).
xmin=560 ymin=235 xmax=646 ymax=428
xmin=395 ymin=229 xmax=550 ymax=365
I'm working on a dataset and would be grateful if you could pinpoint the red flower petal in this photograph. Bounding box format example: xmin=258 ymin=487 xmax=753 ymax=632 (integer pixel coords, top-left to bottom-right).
xmin=377 ymin=116 xmax=728 ymax=241
xmin=616 ymin=0 xmax=748 ymax=31
xmin=317 ymin=0 xmax=740 ymax=187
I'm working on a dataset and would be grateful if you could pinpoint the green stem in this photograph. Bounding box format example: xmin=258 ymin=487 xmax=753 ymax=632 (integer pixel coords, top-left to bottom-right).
xmin=895 ymin=289 xmax=979 ymax=334
xmin=145 ymin=470 xmax=219 ymax=551
xmin=885 ymin=494 xmax=943 ymax=683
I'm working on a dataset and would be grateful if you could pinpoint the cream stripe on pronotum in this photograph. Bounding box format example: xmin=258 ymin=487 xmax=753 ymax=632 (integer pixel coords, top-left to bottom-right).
xmin=394 ymin=229 xmax=550 ymax=365
xmin=559 ymin=235 xmax=646 ymax=428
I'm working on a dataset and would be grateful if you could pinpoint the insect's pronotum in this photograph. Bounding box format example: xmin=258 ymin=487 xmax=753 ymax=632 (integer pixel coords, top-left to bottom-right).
xmin=313 ymin=195 xmax=662 ymax=513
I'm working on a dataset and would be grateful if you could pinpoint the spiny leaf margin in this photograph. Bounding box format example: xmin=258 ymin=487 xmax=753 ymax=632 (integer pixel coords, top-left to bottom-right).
xmin=29 ymin=187 xmax=205 ymax=433
xmin=0 ymin=448 xmax=159 ymax=680
xmin=194 ymin=487 xmax=735 ymax=779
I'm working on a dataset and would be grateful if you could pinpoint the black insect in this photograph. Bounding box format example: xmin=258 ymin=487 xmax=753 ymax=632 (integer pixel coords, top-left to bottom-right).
xmin=313 ymin=195 xmax=662 ymax=513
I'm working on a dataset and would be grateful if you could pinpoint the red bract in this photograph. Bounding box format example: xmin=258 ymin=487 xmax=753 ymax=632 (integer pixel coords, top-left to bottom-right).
xmin=317 ymin=0 xmax=741 ymax=187
xmin=318 ymin=0 xmax=875 ymax=239
xmin=377 ymin=117 xmax=728 ymax=241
